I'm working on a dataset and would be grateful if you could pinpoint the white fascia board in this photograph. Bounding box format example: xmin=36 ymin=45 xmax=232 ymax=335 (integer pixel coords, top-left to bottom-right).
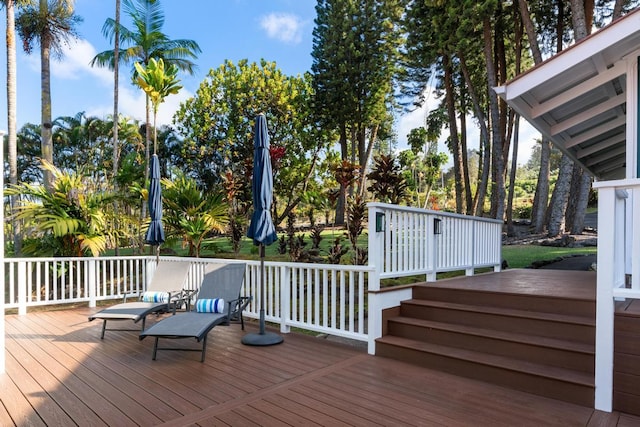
xmin=499 ymin=11 xmax=640 ymax=101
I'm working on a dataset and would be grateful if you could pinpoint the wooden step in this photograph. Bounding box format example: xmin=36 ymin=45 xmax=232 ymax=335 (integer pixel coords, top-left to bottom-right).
xmin=412 ymin=285 xmax=595 ymax=318
xmin=401 ymin=299 xmax=595 ymax=344
xmin=386 ymin=316 xmax=595 ymax=372
xmin=376 ymin=335 xmax=594 ymax=407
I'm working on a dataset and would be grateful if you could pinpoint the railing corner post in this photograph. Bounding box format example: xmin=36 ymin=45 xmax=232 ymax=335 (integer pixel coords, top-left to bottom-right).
xmin=368 ymin=204 xmax=385 ymax=283
xmin=17 ymin=261 xmax=27 ymax=316
xmin=280 ymin=265 xmax=291 ymax=334
xmin=88 ymin=259 xmax=97 ymax=308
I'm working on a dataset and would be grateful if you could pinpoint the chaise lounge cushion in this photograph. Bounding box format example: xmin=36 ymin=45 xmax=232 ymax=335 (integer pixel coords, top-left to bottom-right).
xmin=196 ymin=298 xmax=225 ymax=313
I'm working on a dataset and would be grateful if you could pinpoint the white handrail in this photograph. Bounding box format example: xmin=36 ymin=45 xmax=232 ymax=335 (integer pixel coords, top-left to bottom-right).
xmin=368 ymin=202 xmax=502 ymax=282
xmin=2 ymin=256 xmax=372 ymax=343
xmin=592 ymin=178 xmax=640 ymax=412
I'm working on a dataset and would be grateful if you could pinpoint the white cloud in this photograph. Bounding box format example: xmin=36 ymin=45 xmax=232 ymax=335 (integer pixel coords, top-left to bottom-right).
xmin=259 ymin=13 xmax=303 ymax=44
xmin=53 ymin=38 xmax=113 ymax=84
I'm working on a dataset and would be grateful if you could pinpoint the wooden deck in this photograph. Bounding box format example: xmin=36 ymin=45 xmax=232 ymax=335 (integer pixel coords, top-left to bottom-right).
xmin=2 ymin=304 xmax=639 ymax=426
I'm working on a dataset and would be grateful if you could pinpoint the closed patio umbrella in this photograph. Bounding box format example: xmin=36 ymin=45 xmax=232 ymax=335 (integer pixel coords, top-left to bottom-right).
xmin=145 ymin=154 xmax=165 ymax=261
xmin=242 ymin=114 xmax=283 ymax=346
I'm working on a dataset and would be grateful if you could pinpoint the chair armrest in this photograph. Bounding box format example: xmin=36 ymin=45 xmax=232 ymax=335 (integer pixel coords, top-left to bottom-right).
xmin=173 ymin=289 xmax=198 ymax=312
xmin=123 ymin=292 xmax=138 ymax=303
xmin=238 ymin=296 xmax=252 ymax=311
xmin=227 ymin=296 xmax=252 ymax=319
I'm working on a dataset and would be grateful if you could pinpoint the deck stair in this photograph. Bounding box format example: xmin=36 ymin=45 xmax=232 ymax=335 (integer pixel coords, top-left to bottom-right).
xmin=376 ymin=279 xmax=596 ymax=407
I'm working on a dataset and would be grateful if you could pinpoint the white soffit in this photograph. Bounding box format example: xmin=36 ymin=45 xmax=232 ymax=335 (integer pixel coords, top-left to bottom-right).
xmin=495 ymin=8 xmax=640 ymax=180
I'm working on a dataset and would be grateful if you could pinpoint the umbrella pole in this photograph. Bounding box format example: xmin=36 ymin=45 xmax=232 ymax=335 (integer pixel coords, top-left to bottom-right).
xmin=241 ymin=243 xmax=283 ymax=346
xmin=259 ymin=244 xmax=265 ymax=335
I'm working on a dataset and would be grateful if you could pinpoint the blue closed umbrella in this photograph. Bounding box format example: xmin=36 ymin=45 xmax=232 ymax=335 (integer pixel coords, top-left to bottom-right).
xmin=145 ymin=154 xmax=165 ymax=260
xmin=242 ymin=114 xmax=283 ymax=346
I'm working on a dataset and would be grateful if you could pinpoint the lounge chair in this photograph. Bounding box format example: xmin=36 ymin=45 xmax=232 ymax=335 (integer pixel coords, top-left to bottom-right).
xmin=139 ymin=262 xmax=249 ymax=362
xmin=88 ymin=260 xmax=192 ymax=338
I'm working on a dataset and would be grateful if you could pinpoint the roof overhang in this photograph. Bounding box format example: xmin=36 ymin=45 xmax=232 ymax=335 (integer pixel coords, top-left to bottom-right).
xmin=495 ymin=9 xmax=640 ymax=180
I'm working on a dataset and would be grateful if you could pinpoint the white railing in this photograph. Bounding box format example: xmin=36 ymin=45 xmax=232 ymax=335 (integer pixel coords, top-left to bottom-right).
xmin=2 ymin=256 xmax=370 ymax=343
xmin=2 ymin=206 xmax=501 ymax=356
xmin=368 ymin=202 xmax=503 ymax=281
xmin=593 ymin=178 xmax=640 ymax=412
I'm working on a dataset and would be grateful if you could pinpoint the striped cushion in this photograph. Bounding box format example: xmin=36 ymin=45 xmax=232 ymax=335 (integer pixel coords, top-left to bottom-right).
xmin=196 ymin=298 xmax=225 ymax=313
xmin=141 ymin=291 xmax=170 ymax=303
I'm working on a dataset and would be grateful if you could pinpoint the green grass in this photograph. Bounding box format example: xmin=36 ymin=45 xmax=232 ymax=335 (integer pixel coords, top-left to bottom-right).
xmin=501 ymin=244 xmax=596 ymax=269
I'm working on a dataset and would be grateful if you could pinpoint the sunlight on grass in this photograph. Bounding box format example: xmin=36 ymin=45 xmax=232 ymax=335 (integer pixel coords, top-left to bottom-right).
xmin=502 ymin=245 xmax=596 ymax=269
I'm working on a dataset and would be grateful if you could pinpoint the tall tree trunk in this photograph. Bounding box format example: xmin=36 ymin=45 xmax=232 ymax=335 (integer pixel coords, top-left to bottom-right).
xmin=506 ymin=2 xmax=523 ymax=235
xmin=40 ymin=0 xmax=54 ymax=190
xmin=545 ymin=0 xmax=576 ymax=237
xmin=112 ymin=0 xmax=121 ymax=256
xmin=562 ymin=0 xmax=592 ymax=234
xmin=547 ymin=155 xmax=573 ymax=236
xmin=565 ymin=165 xmax=580 ymax=231
xmin=459 ymin=95 xmax=472 ymax=214
xmin=506 ymin=116 xmax=520 ymax=236
xmin=141 ymin=93 xmax=151 ymax=221
xmin=458 ymin=51 xmax=491 ymax=216
xmin=531 ymin=139 xmax=551 ymax=232
xmin=483 ymin=16 xmax=506 ymax=220
xmin=112 ymin=0 xmax=120 ymax=177
xmin=613 ymin=0 xmax=625 ymax=19
xmin=517 ymin=0 xmax=543 ymax=64
xmin=358 ymin=124 xmax=378 ymax=198
xmin=570 ymin=173 xmax=592 ymax=233
xmin=443 ymin=54 xmax=464 ymax=213
xmin=335 ymin=124 xmax=348 ymax=226
xmin=6 ymin=0 xmax=21 ymax=254
xmin=518 ymin=0 xmax=550 ymax=232
xmin=570 ymin=0 xmax=588 ymax=40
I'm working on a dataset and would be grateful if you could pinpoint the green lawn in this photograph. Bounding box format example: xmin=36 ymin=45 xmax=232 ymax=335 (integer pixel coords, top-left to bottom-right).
xmin=127 ymin=229 xmax=597 ymax=271
xmin=501 ymin=244 xmax=596 ymax=269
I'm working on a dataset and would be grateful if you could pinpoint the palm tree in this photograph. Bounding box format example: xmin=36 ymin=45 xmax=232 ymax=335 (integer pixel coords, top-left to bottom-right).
xmin=162 ymin=174 xmax=228 ymax=257
xmin=90 ymin=0 xmax=200 ymax=184
xmin=112 ymin=0 xmax=121 ymax=179
xmin=15 ymin=0 xmax=82 ymax=191
xmin=3 ymin=0 xmax=30 ymax=254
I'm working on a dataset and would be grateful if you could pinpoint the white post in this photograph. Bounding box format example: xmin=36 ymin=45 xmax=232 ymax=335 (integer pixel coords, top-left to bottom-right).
xmin=367 ymin=287 xmax=381 ymax=355
xmin=367 ymin=204 xmax=383 ymax=290
xmin=280 ymin=265 xmax=290 ymax=333
xmin=632 ymin=190 xmax=640 ymax=290
xmin=427 ymin=214 xmax=437 ymax=282
xmin=594 ymin=186 xmax=616 ymax=412
xmin=88 ymin=259 xmax=97 ymax=308
xmin=0 ymin=130 xmax=5 ymax=374
xmin=17 ymin=261 xmax=27 ymax=316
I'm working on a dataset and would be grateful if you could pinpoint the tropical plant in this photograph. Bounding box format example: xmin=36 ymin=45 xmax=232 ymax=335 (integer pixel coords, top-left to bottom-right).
xmin=15 ymin=0 xmax=82 ymax=190
xmin=367 ymin=154 xmax=409 ymax=205
xmin=133 ymin=57 xmax=182 ymax=155
xmin=345 ymin=194 xmax=367 ymax=265
xmin=5 ymin=160 xmax=115 ymax=257
xmin=161 ymin=174 xmax=228 ymax=257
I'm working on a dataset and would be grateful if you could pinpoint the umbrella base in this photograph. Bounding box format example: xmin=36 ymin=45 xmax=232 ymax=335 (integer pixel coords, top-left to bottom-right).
xmin=241 ymin=332 xmax=284 ymax=346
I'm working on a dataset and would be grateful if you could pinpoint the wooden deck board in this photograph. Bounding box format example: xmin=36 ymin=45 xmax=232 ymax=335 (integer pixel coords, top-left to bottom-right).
xmin=424 ymin=268 xmax=596 ymax=300
xmin=0 ymin=296 xmax=631 ymax=426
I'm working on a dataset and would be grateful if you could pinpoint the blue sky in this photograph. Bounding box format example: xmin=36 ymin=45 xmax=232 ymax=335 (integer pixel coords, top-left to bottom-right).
xmin=0 ymin=0 xmax=317 ymax=128
xmin=0 ymin=0 xmax=537 ymax=162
